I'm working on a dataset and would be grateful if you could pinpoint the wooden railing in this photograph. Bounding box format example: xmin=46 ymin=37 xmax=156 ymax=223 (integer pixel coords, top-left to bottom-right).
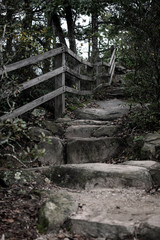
xmin=0 ymin=45 xmax=116 ymax=121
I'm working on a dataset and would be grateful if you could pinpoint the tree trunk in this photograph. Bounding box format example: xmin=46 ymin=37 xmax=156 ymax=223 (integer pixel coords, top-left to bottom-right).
xmin=91 ymin=11 xmax=99 ymax=62
xmin=65 ymin=5 xmax=77 ymax=53
xmin=51 ymin=13 xmax=67 ymax=46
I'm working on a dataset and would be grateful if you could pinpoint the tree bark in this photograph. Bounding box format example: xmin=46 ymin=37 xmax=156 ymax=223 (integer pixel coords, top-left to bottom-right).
xmin=51 ymin=13 xmax=67 ymax=46
xmin=91 ymin=11 xmax=99 ymax=62
xmin=65 ymin=5 xmax=77 ymax=53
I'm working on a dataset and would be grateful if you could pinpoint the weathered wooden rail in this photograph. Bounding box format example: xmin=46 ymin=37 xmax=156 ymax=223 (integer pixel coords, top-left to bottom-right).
xmin=0 ymin=45 xmax=116 ymax=121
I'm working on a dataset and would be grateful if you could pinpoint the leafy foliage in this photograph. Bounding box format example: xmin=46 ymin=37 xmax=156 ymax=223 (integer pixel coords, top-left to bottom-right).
xmin=0 ymin=118 xmax=46 ymax=169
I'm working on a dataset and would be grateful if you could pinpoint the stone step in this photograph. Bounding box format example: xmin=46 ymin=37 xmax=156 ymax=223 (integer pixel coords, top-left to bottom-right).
xmin=66 ymin=137 xmax=121 ymax=163
xmin=65 ymin=188 xmax=160 ymax=240
xmin=65 ymin=125 xmax=119 ymax=138
xmin=122 ymin=160 xmax=160 ymax=187
xmin=45 ymin=163 xmax=153 ymax=191
xmin=56 ymin=119 xmax=111 ymax=126
xmin=75 ymin=99 xmax=129 ymax=121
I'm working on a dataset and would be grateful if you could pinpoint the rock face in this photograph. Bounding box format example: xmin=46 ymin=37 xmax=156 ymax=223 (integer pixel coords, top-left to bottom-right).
xmin=38 ymin=137 xmax=64 ymax=166
xmin=38 ymin=192 xmax=77 ymax=233
xmin=46 ymin=163 xmax=153 ymax=191
xmin=67 ymin=137 xmax=121 ymax=164
xmin=141 ymin=133 xmax=160 ymax=159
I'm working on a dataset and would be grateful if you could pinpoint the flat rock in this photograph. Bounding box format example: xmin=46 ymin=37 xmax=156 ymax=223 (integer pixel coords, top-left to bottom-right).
xmin=38 ymin=137 xmax=64 ymax=166
xmin=46 ymin=163 xmax=153 ymax=191
xmin=56 ymin=119 xmax=110 ymax=126
xmin=75 ymin=99 xmax=129 ymax=121
xmin=65 ymin=125 xmax=119 ymax=138
xmin=123 ymin=160 xmax=160 ymax=187
xmin=67 ymin=137 xmax=121 ymax=163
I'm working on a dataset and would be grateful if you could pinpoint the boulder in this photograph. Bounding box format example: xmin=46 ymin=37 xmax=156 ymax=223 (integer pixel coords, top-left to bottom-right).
xmin=0 ymin=169 xmax=37 ymax=186
xmin=67 ymin=137 xmax=121 ymax=164
xmin=43 ymin=121 xmax=64 ymax=136
xmin=38 ymin=137 xmax=64 ymax=166
xmin=28 ymin=127 xmax=52 ymax=142
xmin=141 ymin=133 xmax=160 ymax=159
xmin=38 ymin=192 xmax=77 ymax=233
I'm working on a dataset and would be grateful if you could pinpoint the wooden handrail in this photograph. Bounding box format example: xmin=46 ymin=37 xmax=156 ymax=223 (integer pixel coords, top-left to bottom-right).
xmin=0 ymin=46 xmax=116 ymax=121
xmin=0 ymin=47 xmax=64 ymax=75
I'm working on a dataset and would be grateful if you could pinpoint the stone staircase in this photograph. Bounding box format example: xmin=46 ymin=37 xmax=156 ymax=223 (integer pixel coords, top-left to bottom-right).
xmin=38 ymin=98 xmax=160 ymax=240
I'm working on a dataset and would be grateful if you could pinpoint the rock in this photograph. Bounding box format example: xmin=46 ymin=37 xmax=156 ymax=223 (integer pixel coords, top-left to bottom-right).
xmin=68 ymin=217 xmax=134 ymax=240
xmin=67 ymin=119 xmax=110 ymax=126
xmin=122 ymin=160 xmax=160 ymax=187
xmin=65 ymin=125 xmax=119 ymax=138
xmin=38 ymin=137 xmax=64 ymax=166
xmin=75 ymin=100 xmax=129 ymax=121
xmin=43 ymin=121 xmax=64 ymax=136
xmin=92 ymin=125 xmax=119 ymax=138
xmin=67 ymin=137 xmax=121 ymax=163
xmin=141 ymin=133 xmax=160 ymax=159
xmin=28 ymin=127 xmax=52 ymax=142
xmin=46 ymin=163 xmax=153 ymax=191
xmin=31 ymin=108 xmax=46 ymax=117
xmin=138 ymin=215 xmax=160 ymax=240
xmin=0 ymin=169 xmax=37 ymax=186
xmin=38 ymin=192 xmax=78 ymax=233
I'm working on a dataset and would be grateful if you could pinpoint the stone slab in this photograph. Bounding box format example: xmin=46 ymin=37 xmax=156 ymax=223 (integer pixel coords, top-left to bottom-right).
xmin=123 ymin=160 xmax=160 ymax=187
xmin=66 ymin=188 xmax=160 ymax=240
xmin=75 ymin=99 xmax=129 ymax=121
xmin=65 ymin=125 xmax=119 ymax=138
xmin=67 ymin=137 xmax=121 ymax=163
xmin=56 ymin=119 xmax=111 ymax=126
xmin=46 ymin=163 xmax=153 ymax=191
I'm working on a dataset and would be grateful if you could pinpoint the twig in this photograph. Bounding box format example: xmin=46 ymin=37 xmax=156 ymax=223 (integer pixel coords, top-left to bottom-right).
xmin=1 ymin=153 xmax=27 ymax=168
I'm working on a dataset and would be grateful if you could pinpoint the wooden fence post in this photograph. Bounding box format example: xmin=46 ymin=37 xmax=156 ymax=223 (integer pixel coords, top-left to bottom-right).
xmin=54 ymin=51 xmax=66 ymax=119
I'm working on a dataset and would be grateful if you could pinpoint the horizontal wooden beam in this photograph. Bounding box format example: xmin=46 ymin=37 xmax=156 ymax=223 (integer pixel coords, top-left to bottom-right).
xmin=95 ymin=62 xmax=110 ymax=67
xmin=0 ymin=47 xmax=64 ymax=75
xmin=65 ymin=86 xmax=92 ymax=95
xmin=66 ymin=48 xmax=93 ymax=68
xmin=65 ymin=67 xmax=94 ymax=81
xmin=0 ymin=87 xmax=64 ymax=121
xmin=1 ymin=67 xmax=65 ymax=99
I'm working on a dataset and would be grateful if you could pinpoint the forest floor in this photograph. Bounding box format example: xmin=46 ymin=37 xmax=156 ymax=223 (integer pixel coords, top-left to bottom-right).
xmin=0 ymin=174 xmax=96 ymax=240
